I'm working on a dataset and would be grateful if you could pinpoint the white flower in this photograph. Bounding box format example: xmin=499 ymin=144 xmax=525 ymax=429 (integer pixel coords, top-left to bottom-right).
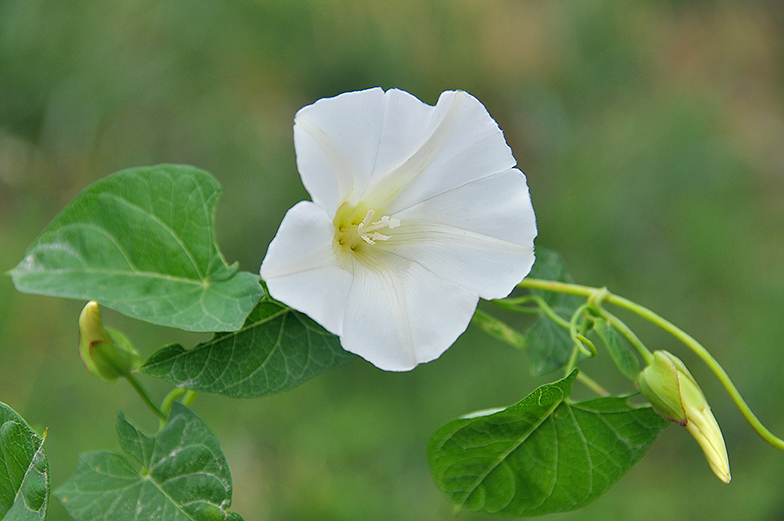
xmin=260 ymin=88 xmax=537 ymax=371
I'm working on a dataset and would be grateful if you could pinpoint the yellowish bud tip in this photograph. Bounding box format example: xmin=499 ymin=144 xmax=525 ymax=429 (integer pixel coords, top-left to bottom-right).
xmin=79 ymin=301 xmax=112 ymax=346
xmin=639 ymin=351 xmax=731 ymax=483
xmin=78 ymin=301 xmax=141 ymax=383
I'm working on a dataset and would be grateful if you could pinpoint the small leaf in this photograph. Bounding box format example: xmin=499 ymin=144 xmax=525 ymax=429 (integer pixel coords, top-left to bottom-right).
xmin=522 ymin=316 xmax=574 ymax=375
xmin=10 ymin=164 xmax=263 ymax=332
xmin=594 ymin=318 xmax=640 ymax=380
xmin=140 ymin=294 xmax=356 ymax=398
xmin=0 ymin=402 xmax=48 ymax=521
xmin=523 ymin=248 xmax=584 ymax=375
xmin=55 ymin=403 xmax=243 ymax=521
xmin=429 ymin=371 xmax=669 ymax=516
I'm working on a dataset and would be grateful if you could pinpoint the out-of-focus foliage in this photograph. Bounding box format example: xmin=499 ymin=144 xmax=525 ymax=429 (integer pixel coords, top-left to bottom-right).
xmin=2 ymin=1 xmax=784 ymax=520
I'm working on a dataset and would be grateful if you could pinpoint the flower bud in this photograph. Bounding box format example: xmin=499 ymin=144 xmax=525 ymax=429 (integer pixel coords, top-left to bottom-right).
xmin=638 ymin=350 xmax=731 ymax=483
xmin=78 ymin=301 xmax=141 ymax=383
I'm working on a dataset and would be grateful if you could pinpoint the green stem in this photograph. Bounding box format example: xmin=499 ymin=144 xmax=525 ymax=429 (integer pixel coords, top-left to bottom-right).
xmin=564 ymin=344 xmax=581 ymax=376
xmin=125 ymin=374 xmax=167 ymax=422
xmin=159 ymin=388 xmax=199 ymax=428
xmin=570 ymin=304 xmax=597 ymax=357
xmin=601 ymin=310 xmax=654 ymax=365
xmin=518 ymin=278 xmax=784 ymax=451
xmin=161 ymin=388 xmax=187 ymax=417
xmin=493 ymin=295 xmax=545 ymax=314
xmin=576 ymin=372 xmax=610 ymax=397
xmin=518 ymin=294 xmax=571 ymax=329
xmin=182 ymin=391 xmax=197 ymax=407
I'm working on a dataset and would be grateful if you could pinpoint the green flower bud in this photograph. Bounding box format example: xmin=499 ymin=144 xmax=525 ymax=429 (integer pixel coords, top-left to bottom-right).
xmin=638 ymin=351 xmax=688 ymax=425
xmin=78 ymin=301 xmax=141 ymax=383
xmin=638 ymin=350 xmax=731 ymax=483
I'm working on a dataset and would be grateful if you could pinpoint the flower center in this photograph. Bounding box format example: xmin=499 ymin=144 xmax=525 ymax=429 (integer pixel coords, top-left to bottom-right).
xmin=335 ymin=206 xmax=400 ymax=251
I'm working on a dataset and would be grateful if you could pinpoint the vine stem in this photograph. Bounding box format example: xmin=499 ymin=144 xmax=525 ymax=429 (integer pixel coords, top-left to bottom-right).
xmin=518 ymin=278 xmax=784 ymax=451
xmin=576 ymin=372 xmax=609 ymax=397
xmin=159 ymin=388 xmax=198 ymax=428
xmin=125 ymin=374 xmax=167 ymax=422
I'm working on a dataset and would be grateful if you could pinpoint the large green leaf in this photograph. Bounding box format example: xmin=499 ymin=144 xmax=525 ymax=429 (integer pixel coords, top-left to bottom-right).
xmin=428 ymin=372 xmax=669 ymax=517
xmin=524 ymin=248 xmax=585 ymax=375
xmin=9 ymin=165 xmax=262 ymax=332
xmin=139 ymin=294 xmax=356 ymax=398
xmin=55 ymin=403 xmax=243 ymax=521
xmin=0 ymin=402 xmax=48 ymax=521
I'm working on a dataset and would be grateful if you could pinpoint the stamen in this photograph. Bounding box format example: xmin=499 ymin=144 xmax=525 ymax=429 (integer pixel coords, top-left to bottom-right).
xmin=356 ymin=210 xmax=400 ymax=245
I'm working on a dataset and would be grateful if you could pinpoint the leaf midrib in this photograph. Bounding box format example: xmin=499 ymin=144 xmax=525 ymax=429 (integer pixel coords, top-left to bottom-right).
xmin=17 ymin=266 xmax=211 ymax=288
xmin=457 ymin=389 xmax=565 ymax=509
xmin=142 ymin=305 xmax=290 ymax=378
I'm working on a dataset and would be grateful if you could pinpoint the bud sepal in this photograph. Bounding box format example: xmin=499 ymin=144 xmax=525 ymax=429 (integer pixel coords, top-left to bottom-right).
xmin=78 ymin=301 xmax=141 ymax=383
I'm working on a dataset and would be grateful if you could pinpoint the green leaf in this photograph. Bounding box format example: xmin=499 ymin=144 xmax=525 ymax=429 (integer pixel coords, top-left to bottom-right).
xmin=524 ymin=248 xmax=585 ymax=375
xmin=139 ymin=293 xmax=356 ymax=398
xmin=428 ymin=371 xmax=669 ymax=517
xmin=55 ymin=403 xmax=243 ymax=521
xmin=9 ymin=164 xmax=263 ymax=332
xmin=523 ymin=316 xmax=575 ymax=376
xmin=0 ymin=402 xmax=48 ymax=521
xmin=594 ymin=318 xmax=640 ymax=380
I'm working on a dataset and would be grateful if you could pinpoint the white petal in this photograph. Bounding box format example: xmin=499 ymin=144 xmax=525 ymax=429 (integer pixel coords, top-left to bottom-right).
xmin=383 ymin=169 xmax=536 ymax=299
xmin=260 ymin=201 xmax=352 ymax=335
xmin=294 ymin=88 xmax=446 ymax=212
xmin=384 ymin=224 xmax=533 ymax=300
xmin=395 ymin=168 xmax=536 ymax=245
xmin=341 ymin=257 xmax=479 ymax=371
xmin=365 ymin=90 xmax=518 ymax=214
xmin=362 ymin=89 xmax=445 ymax=193
xmin=293 ymin=88 xmax=386 ymax=212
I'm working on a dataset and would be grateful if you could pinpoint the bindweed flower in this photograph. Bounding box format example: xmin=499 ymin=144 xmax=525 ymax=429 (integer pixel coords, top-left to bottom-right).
xmin=261 ymin=88 xmax=537 ymax=371
xmin=638 ymin=350 xmax=731 ymax=483
xmin=79 ymin=301 xmax=140 ymax=383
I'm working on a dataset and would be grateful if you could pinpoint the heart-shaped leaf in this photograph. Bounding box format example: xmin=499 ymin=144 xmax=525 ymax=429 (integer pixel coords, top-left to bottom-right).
xmin=0 ymin=402 xmax=48 ymax=521
xmin=429 ymin=371 xmax=669 ymax=516
xmin=140 ymin=294 xmax=356 ymax=398
xmin=55 ymin=403 xmax=243 ymax=521
xmin=10 ymin=164 xmax=262 ymax=332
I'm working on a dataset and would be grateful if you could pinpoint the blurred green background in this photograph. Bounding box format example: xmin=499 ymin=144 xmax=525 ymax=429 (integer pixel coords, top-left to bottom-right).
xmin=2 ymin=0 xmax=784 ymax=519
